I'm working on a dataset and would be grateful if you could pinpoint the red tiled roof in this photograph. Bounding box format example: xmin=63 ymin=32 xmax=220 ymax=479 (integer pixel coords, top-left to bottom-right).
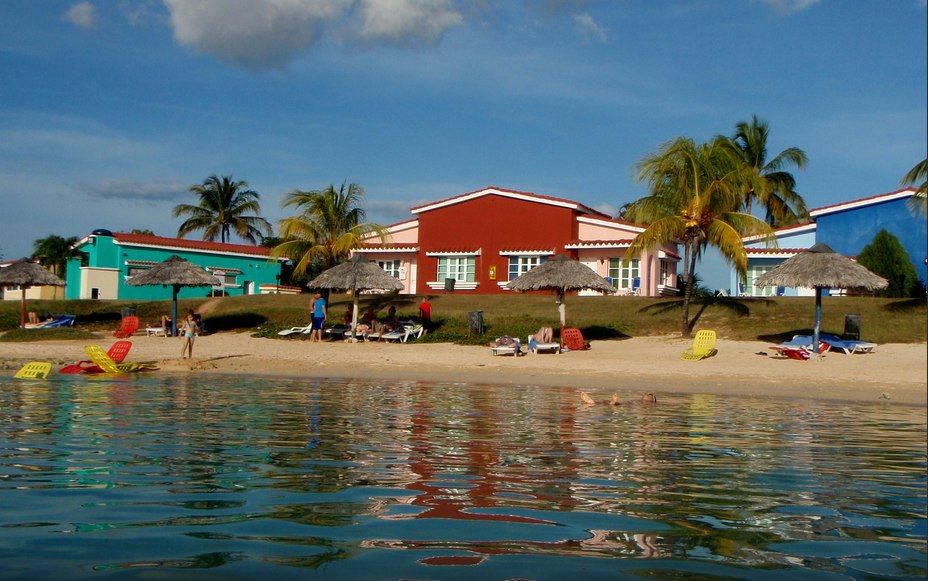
xmin=411 ymin=185 xmax=612 ymax=218
xmin=113 ymin=232 xmax=271 ymax=256
xmin=809 ymin=187 xmax=916 ymax=214
xmin=423 ymin=247 xmax=481 ymax=254
xmin=564 ymin=239 xmax=634 ymax=246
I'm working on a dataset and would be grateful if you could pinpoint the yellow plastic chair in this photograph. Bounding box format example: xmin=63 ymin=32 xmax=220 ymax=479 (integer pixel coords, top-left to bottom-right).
xmin=681 ymin=330 xmax=717 ymax=361
xmin=83 ymin=345 xmax=144 ymax=373
xmin=14 ymin=361 xmax=52 ymax=379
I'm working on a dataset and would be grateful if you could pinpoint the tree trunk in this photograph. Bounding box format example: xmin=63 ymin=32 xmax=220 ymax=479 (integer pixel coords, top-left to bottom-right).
xmin=680 ymin=241 xmax=698 ymax=338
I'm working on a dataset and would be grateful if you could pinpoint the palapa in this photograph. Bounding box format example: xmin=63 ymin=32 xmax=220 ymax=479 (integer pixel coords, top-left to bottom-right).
xmin=506 ymin=254 xmax=614 ymax=333
xmin=754 ymin=243 xmax=888 ymax=355
xmin=127 ymin=255 xmax=216 ymax=336
xmin=0 ymin=259 xmax=66 ymax=329
xmin=307 ymin=254 xmax=405 ymax=341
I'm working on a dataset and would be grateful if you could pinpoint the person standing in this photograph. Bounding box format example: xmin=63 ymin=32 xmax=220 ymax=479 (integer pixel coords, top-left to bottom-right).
xmin=418 ymin=297 xmax=432 ymax=331
xmin=180 ymin=312 xmax=200 ymax=359
xmin=310 ymin=292 xmax=327 ymax=342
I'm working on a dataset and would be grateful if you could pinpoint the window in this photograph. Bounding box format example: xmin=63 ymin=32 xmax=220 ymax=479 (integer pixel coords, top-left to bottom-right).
xmin=437 ymin=256 xmax=475 ymax=282
xmin=378 ymin=260 xmax=402 ymax=278
xmin=508 ymin=255 xmax=547 ymax=281
xmin=126 ymin=266 xmax=149 ymax=278
xmin=222 ymin=273 xmax=238 ymax=285
xmin=660 ymin=261 xmax=671 ymax=285
xmin=746 ymin=265 xmax=774 ymax=296
xmin=608 ymin=258 xmax=639 ymax=290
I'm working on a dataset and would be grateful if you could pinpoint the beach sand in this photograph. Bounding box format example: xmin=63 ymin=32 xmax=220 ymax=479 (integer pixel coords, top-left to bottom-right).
xmin=1 ymin=333 xmax=925 ymax=405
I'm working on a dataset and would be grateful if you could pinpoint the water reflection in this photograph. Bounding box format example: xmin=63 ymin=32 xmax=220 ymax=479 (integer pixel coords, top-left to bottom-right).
xmin=0 ymin=374 xmax=924 ymax=578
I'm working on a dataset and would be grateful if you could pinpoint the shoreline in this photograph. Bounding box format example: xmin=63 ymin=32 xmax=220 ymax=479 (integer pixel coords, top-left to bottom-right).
xmin=1 ymin=333 xmax=925 ymax=406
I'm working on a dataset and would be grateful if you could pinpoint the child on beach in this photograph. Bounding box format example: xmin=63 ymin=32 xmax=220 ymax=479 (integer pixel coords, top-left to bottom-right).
xmin=180 ymin=311 xmax=199 ymax=359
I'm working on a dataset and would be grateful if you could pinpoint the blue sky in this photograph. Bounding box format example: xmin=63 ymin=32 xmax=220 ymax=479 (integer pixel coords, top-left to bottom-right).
xmin=1 ymin=0 xmax=925 ymax=288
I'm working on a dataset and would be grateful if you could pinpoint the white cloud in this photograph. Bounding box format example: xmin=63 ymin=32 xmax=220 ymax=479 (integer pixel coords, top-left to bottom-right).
xmin=119 ymin=0 xmax=165 ymax=26
xmin=572 ymin=11 xmax=606 ymax=42
xmin=760 ymin=0 xmax=821 ymax=14
xmin=163 ymin=0 xmax=350 ymax=69
xmin=62 ymin=2 xmax=99 ymax=30
xmin=354 ymin=0 xmax=463 ymax=45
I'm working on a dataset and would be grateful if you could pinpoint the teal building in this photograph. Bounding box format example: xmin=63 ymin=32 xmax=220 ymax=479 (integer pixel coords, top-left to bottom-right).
xmin=65 ymin=230 xmax=284 ymax=300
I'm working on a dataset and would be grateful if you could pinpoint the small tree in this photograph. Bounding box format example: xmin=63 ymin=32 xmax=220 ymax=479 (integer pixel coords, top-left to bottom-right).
xmin=856 ymin=229 xmax=918 ymax=297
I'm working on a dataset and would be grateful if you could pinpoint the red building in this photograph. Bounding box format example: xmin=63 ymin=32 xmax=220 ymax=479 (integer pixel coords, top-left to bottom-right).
xmin=355 ymin=186 xmax=679 ymax=296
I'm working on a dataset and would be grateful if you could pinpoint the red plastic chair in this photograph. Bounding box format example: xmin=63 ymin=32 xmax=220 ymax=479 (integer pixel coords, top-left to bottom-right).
xmin=561 ymin=328 xmax=591 ymax=351
xmin=60 ymin=340 xmax=133 ymax=374
xmin=113 ymin=316 xmax=139 ymax=338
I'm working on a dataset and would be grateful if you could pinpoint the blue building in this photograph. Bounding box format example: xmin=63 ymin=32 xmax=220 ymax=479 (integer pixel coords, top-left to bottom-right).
xmin=732 ymin=188 xmax=926 ymax=296
xmin=65 ymin=230 xmax=286 ymax=300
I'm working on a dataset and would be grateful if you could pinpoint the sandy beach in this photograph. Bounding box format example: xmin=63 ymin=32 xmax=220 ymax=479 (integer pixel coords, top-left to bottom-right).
xmin=1 ymin=333 xmax=925 ymax=405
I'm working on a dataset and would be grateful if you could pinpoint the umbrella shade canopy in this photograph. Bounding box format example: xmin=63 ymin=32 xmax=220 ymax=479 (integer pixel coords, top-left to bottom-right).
xmin=307 ymin=254 xmax=405 ymax=293
xmin=506 ymin=254 xmax=615 ymax=294
xmin=126 ymin=255 xmax=217 ymax=336
xmin=0 ymin=259 xmax=66 ymax=288
xmin=306 ymin=254 xmax=404 ymax=341
xmin=0 ymin=259 xmax=66 ymax=329
xmin=754 ymin=243 xmax=889 ymax=291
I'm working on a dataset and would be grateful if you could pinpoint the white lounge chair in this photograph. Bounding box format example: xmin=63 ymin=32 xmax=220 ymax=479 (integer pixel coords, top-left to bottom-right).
xmin=527 ymin=336 xmax=560 ymax=354
xmin=490 ymin=337 xmax=522 ymax=356
xmin=383 ymin=324 xmax=424 ymax=343
xmin=278 ymin=325 xmax=312 ymax=336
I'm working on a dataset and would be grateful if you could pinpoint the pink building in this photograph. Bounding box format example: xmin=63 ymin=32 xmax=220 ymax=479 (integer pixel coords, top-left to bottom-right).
xmin=356 ymin=186 xmax=679 ymax=297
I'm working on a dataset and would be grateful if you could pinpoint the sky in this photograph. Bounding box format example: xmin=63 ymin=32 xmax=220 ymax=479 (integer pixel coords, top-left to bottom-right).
xmin=1 ymin=0 xmax=925 ymax=288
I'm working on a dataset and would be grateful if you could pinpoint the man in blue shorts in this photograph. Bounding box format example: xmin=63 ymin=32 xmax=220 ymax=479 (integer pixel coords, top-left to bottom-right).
xmin=310 ymin=292 xmax=327 ymax=342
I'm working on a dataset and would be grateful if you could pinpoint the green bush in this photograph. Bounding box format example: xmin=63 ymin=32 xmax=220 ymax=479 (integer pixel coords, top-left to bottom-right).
xmin=857 ymin=229 xmax=919 ymax=297
xmin=1 ymin=328 xmax=97 ymax=342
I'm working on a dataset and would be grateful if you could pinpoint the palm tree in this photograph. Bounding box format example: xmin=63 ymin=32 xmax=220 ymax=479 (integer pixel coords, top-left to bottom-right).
xmin=727 ymin=115 xmax=809 ymax=226
xmin=901 ymin=157 xmax=927 ymax=216
xmin=32 ymin=234 xmax=81 ymax=299
xmin=271 ymin=182 xmax=385 ymax=276
xmin=625 ymin=136 xmax=773 ymax=337
xmin=173 ymin=175 xmax=271 ymax=244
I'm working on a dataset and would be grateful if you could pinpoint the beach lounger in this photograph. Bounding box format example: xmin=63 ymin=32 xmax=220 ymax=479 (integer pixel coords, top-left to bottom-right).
xmin=14 ymin=361 xmax=52 ymax=379
xmin=820 ymin=333 xmax=877 ymax=355
xmin=382 ymin=324 xmax=425 ymax=343
xmin=324 ymin=324 xmax=350 ymax=340
xmin=768 ymin=337 xmax=830 ymax=360
xmin=26 ymin=315 xmax=76 ymax=329
xmin=83 ymin=344 xmax=155 ymax=374
xmin=61 ymin=340 xmax=133 ymax=374
xmin=681 ymin=329 xmax=717 ymax=361
xmin=561 ymin=328 xmax=590 ymax=351
xmin=527 ymin=335 xmax=560 ymax=354
xmin=278 ymin=325 xmax=312 ymax=336
xmin=490 ymin=336 xmax=522 ymax=356
xmin=144 ymin=326 xmax=166 ymax=336
xmin=113 ymin=315 xmax=139 ymax=338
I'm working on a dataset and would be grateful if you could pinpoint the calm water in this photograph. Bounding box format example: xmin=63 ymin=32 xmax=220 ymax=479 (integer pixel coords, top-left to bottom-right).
xmin=0 ymin=374 xmax=924 ymax=580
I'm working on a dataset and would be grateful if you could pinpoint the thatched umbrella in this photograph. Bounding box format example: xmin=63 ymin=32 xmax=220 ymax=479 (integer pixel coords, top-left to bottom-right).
xmin=755 ymin=243 xmax=888 ymax=354
xmin=0 ymin=259 xmax=66 ymax=329
xmin=506 ymin=254 xmax=615 ymax=339
xmin=126 ymin=255 xmax=217 ymax=336
xmin=307 ymin=254 xmax=405 ymax=341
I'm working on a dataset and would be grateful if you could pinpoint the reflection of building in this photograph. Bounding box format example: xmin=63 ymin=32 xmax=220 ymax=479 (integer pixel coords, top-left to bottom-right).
xmin=64 ymin=229 xmax=284 ymax=300
xmin=732 ymin=188 xmax=926 ymax=296
xmin=355 ymin=186 xmax=679 ymax=296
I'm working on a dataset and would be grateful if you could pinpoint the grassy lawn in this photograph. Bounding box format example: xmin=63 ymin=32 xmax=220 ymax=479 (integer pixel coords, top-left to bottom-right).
xmin=1 ymin=292 xmax=924 ymax=345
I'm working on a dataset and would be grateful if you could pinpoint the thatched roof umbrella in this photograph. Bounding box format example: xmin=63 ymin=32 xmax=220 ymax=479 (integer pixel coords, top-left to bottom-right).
xmin=307 ymin=254 xmax=405 ymax=341
xmin=0 ymin=259 xmax=66 ymax=329
xmin=126 ymin=255 xmax=217 ymax=336
xmin=755 ymin=243 xmax=888 ymax=355
xmin=506 ymin=254 xmax=615 ymax=341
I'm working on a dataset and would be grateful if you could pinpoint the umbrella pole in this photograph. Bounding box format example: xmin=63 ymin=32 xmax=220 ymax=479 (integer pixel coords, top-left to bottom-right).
xmin=350 ymin=294 xmax=360 ymax=342
xmin=20 ymin=287 xmax=27 ymax=329
xmin=812 ymin=287 xmax=822 ymax=358
xmin=556 ymin=289 xmax=566 ymax=347
xmin=172 ymin=284 xmax=179 ymax=337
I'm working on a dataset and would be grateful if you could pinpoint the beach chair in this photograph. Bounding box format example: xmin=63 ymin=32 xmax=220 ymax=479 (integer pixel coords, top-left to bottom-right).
xmin=14 ymin=361 xmax=52 ymax=379
xmin=490 ymin=336 xmax=522 ymax=356
xmin=561 ymin=328 xmax=590 ymax=351
xmin=324 ymin=324 xmax=350 ymax=340
xmin=383 ymin=324 xmax=424 ymax=343
xmin=820 ymin=333 xmax=876 ymax=355
xmin=278 ymin=325 xmax=312 ymax=336
xmin=680 ymin=330 xmax=717 ymax=361
xmin=60 ymin=340 xmax=133 ymax=374
xmin=26 ymin=315 xmax=76 ymax=329
xmin=83 ymin=345 xmax=148 ymax=374
xmin=527 ymin=335 xmax=560 ymax=354
xmin=768 ymin=336 xmax=830 ymax=359
xmin=113 ymin=316 xmax=139 ymax=338
xmin=631 ymin=277 xmax=641 ymax=296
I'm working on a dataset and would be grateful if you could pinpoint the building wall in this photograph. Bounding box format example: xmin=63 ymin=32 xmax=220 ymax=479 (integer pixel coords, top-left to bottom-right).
xmin=415 ymin=195 xmax=579 ymax=294
xmin=745 ymin=229 xmax=817 ymax=249
xmin=366 ymin=252 xmax=417 ymax=295
xmin=815 ymin=198 xmax=927 ymax=282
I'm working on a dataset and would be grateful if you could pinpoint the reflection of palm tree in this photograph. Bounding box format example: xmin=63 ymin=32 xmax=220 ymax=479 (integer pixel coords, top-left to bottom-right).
xmin=173 ymin=175 xmax=271 ymax=244
xmin=901 ymin=158 xmax=927 ymax=216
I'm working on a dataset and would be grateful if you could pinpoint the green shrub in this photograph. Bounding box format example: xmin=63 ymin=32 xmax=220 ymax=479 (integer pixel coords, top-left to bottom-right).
xmin=857 ymin=229 xmax=919 ymax=297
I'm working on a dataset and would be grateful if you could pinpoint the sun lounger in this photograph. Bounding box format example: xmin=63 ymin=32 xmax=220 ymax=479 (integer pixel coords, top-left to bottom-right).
xmin=61 ymin=340 xmax=133 ymax=374
xmin=83 ymin=344 xmax=156 ymax=373
xmin=26 ymin=315 xmax=76 ymax=329
xmin=14 ymin=361 xmax=52 ymax=379
xmin=681 ymin=329 xmax=717 ymax=361
xmin=768 ymin=336 xmax=830 ymax=360
xmin=113 ymin=315 xmax=139 ymax=338
xmin=382 ymin=324 xmax=425 ymax=343
xmin=527 ymin=335 xmax=560 ymax=354
xmin=820 ymin=333 xmax=877 ymax=354
xmin=561 ymin=328 xmax=590 ymax=351
xmin=144 ymin=327 xmax=166 ymax=336
xmin=278 ymin=325 xmax=312 ymax=336
xmin=324 ymin=324 xmax=350 ymax=339
xmin=491 ymin=337 xmax=522 ymax=356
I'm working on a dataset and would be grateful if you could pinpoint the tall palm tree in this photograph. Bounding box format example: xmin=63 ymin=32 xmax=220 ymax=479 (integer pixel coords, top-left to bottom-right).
xmin=901 ymin=157 xmax=927 ymax=216
xmin=727 ymin=115 xmax=809 ymax=226
xmin=32 ymin=234 xmax=81 ymax=299
xmin=173 ymin=175 xmax=271 ymax=244
xmin=625 ymin=136 xmax=773 ymax=337
xmin=271 ymin=182 xmax=385 ymax=276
